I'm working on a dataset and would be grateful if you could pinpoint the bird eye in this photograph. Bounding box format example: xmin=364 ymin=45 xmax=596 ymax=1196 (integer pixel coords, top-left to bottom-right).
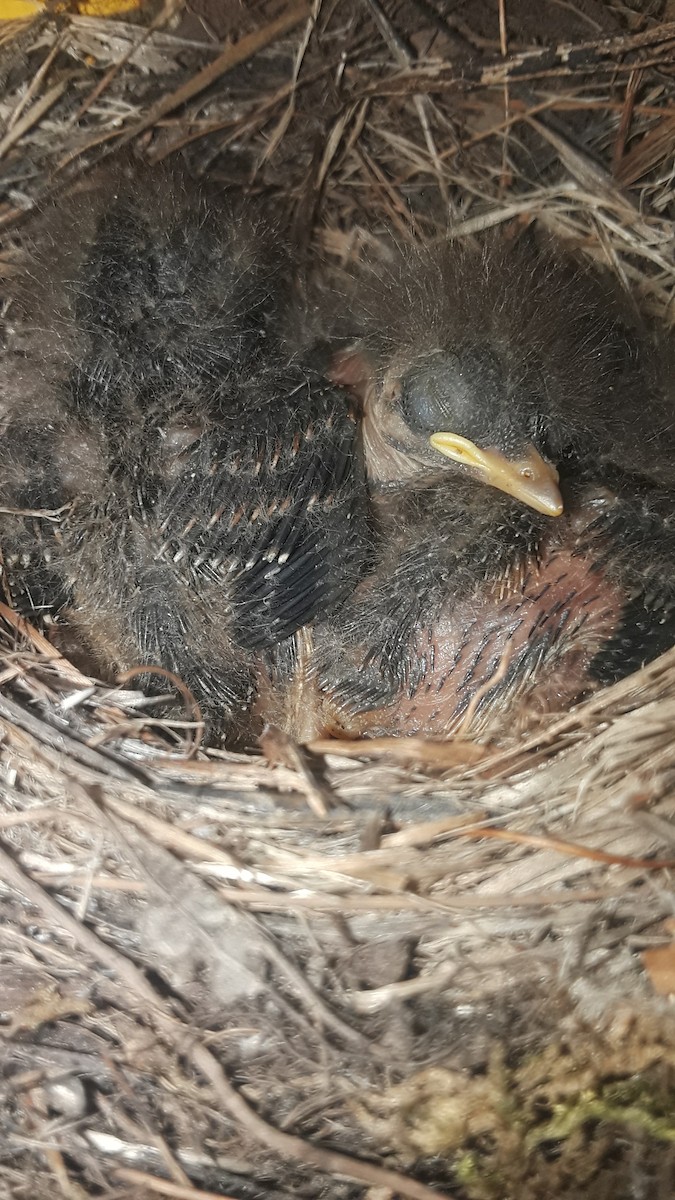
xmin=400 ymin=355 xmax=461 ymax=434
xmin=400 ymin=345 xmax=505 ymax=437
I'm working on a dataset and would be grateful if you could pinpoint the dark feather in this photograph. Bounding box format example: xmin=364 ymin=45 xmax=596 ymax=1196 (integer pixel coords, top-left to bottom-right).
xmin=0 ymin=163 xmax=369 ymax=736
xmin=282 ymin=235 xmax=675 ymax=741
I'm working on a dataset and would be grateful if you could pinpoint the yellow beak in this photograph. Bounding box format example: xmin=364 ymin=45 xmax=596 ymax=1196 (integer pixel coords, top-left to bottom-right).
xmin=429 ymin=432 xmax=563 ymax=517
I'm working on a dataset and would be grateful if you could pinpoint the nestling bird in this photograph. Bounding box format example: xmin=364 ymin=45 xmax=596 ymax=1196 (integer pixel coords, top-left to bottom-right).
xmin=263 ymin=236 xmax=675 ymax=742
xmin=0 ymin=163 xmax=368 ymax=737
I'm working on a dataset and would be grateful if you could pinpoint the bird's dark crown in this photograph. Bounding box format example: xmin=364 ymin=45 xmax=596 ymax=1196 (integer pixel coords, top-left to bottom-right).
xmin=338 ymin=231 xmax=674 ymax=516
xmin=398 ymin=343 xmax=550 ymax=461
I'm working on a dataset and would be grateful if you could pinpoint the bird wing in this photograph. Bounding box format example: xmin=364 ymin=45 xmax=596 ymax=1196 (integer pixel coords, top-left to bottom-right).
xmin=154 ymin=369 xmax=369 ymax=649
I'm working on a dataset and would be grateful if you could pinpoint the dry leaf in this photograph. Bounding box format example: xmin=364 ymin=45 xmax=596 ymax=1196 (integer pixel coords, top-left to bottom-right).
xmin=642 ymin=943 xmax=675 ymax=996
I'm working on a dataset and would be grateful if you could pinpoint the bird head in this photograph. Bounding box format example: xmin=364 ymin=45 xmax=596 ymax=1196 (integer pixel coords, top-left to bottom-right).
xmin=325 ymin=233 xmax=665 ymax=515
xmin=396 ymin=343 xmax=563 ymax=517
xmin=333 ymin=338 xmax=564 ymax=517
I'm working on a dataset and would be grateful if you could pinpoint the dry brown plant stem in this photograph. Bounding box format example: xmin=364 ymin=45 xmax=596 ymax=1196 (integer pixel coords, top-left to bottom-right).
xmin=0 ymin=839 xmax=450 ymax=1200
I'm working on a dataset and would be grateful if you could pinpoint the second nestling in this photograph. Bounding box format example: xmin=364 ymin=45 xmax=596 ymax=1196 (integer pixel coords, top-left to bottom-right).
xmin=0 ymin=163 xmax=368 ymax=741
xmin=262 ymin=234 xmax=675 ymax=742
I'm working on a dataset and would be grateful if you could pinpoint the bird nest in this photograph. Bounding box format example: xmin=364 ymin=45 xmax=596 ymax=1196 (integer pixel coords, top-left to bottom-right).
xmin=2 ymin=3 xmax=675 ymax=1198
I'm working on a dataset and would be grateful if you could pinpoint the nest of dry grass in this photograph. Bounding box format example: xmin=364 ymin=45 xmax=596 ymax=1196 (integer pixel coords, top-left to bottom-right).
xmin=1 ymin=3 xmax=675 ymax=1198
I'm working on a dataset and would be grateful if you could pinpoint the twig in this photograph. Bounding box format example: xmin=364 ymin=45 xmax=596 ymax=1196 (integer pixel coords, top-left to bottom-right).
xmin=116 ymin=665 xmax=204 ymax=755
xmin=362 ymin=21 xmax=675 ymax=96
xmin=114 ymin=1169 xmax=236 ymax=1200
xmin=0 ymin=75 xmax=74 ymax=160
xmin=458 ymin=825 xmax=675 ymax=870
xmin=119 ymin=2 xmax=312 ymax=145
xmin=612 ymin=67 xmax=643 ymax=175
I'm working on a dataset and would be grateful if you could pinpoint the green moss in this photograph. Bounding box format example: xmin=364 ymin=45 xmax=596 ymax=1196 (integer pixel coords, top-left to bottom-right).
xmin=452 ymin=1061 xmax=675 ymax=1198
xmin=454 ymin=1151 xmax=481 ymax=1186
xmin=356 ymin=1022 xmax=675 ymax=1198
xmin=527 ymin=1083 xmax=675 ymax=1150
